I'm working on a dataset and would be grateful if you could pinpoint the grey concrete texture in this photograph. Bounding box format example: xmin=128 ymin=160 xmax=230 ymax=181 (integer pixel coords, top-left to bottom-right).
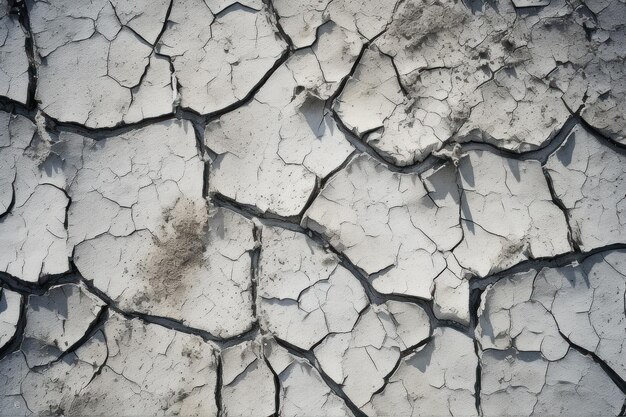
xmin=0 ymin=0 xmax=625 ymax=415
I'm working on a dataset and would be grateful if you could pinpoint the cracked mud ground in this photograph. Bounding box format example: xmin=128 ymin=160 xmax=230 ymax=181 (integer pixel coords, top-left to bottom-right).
xmin=0 ymin=0 xmax=625 ymax=416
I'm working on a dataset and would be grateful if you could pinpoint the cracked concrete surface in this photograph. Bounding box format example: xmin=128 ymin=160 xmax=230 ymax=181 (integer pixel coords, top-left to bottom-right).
xmin=0 ymin=0 xmax=625 ymax=415
xmin=477 ymin=250 xmax=626 ymax=416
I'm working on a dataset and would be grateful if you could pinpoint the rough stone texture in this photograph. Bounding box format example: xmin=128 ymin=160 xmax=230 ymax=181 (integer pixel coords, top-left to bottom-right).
xmin=205 ymin=42 xmax=356 ymax=217
xmin=453 ymin=150 xmax=572 ymax=277
xmin=221 ymin=339 xmax=276 ymax=417
xmin=314 ymin=301 xmax=431 ymax=409
xmin=264 ymin=337 xmax=356 ymax=417
xmin=0 ymin=0 xmax=29 ymax=104
xmin=29 ymin=0 xmax=174 ymax=128
xmin=0 ymin=287 xmax=20 ymax=350
xmin=258 ymin=226 xmax=368 ymax=350
xmin=1 ymin=0 xmax=625 ymax=415
xmin=433 ymin=253 xmax=470 ymax=326
xmin=477 ymin=251 xmax=626 ymax=415
xmin=480 ymin=348 xmax=624 ymax=417
xmin=158 ymin=1 xmax=287 ymax=116
xmin=364 ymin=327 xmax=478 ymax=417
xmin=333 ymin=0 xmax=626 ymax=164
xmin=303 ymin=155 xmax=461 ymax=299
xmin=0 ymin=112 xmax=69 ymax=283
xmin=0 ymin=309 xmax=218 ymax=416
xmin=23 ymin=283 xmax=104 ymax=367
xmin=479 ymin=250 xmax=626 ymax=380
xmin=546 ymin=124 xmax=626 ymax=251
xmin=272 ymin=0 xmax=394 ymax=49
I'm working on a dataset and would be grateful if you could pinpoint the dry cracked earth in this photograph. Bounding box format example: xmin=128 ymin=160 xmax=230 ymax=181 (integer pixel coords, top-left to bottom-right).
xmin=0 ymin=0 xmax=625 ymax=415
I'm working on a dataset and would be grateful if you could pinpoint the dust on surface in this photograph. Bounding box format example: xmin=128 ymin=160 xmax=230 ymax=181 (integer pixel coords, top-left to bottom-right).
xmin=135 ymin=198 xmax=210 ymax=305
xmin=388 ymin=0 xmax=467 ymax=49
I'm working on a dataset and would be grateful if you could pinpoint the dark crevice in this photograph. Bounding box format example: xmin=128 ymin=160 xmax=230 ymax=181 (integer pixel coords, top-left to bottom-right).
xmin=0 ymin=97 xmax=34 ymax=120
xmin=32 ymin=304 xmax=110 ymax=371
xmin=326 ymin=28 xmax=386 ymax=108
xmin=266 ymin=0 xmax=295 ymax=51
xmin=0 ymin=270 xmax=80 ymax=296
xmin=272 ymin=337 xmax=369 ymax=417
xmin=215 ymin=354 xmax=224 ymax=417
xmin=154 ymin=0 xmax=175 ymax=47
xmin=468 ymin=288 xmax=483 ymax=336
xmin=80 ymin=274 xmax=262 ymax=348
xmin=560 ymin=331 xmax=626 ymax=395
xmin=563 ymin=102 xmax=626 ymax=154
xmin=262 ymin=355 xmax=281 ymax=417
xmin=454 ymin=116 xmax=577 ymax=164
xmin=1 ymin=49 xmax=287 ymax=143
xmin=399 ymin=334 xmax=433 ymax=359
xmin=380 ymin=49 xmax=409 ymax=96
xmin=322 ymin=33 xmax=450 ymax=175
xmin=0 ymin=178 xmax=16 ymax=221
xmin=12 ymin=0 xmax=37 ymax=109
xmin=473 ymin=338 xmax=482 ymax=415
xmin=0 ymin=291 xmax=27 ymax=361
xmin=522 ymin=116 xmax=577 ymax=163
xmin=250 ymin=223 xmax=262 ymax=320
xmin=212 ymin=192 xmax=473 ymax=336
xmin=367 ymin=335 xmax=433 ymax=403
xmin=202 ymin=161 xmax=210 ymax=199
xmin=212 ymin=192 xmax=303 ymax=225
xmin=469 ymin=243 xmax=626 ymax=292
xmin=0 ymin=284 xmax=109 ymax=368
xmin=543 ymin=165 xmax=580 ymax=252
xmin=333 ymin=103 xmax=569 ymax=176
xmin=318 ymin=151 xmax=358 ymax=189
xmin=470 ymin=287 xmax=484 ymax=416
xmin=59 ymin=304 xmax=109 ymax=360
xmin=327 ymin=45 xmax=581 ymax=174
xmin=32 ymin=109 xmax=205 ymax=142
xmin=331 ymin=107 xmax=424 ymax=172
xmin=202 ymin=47 xmax=291 ymax=124
xmin=295 ymin=178 xmax=322 ymax=220
xmin=83 ymin=325 xmax=110 ymax=387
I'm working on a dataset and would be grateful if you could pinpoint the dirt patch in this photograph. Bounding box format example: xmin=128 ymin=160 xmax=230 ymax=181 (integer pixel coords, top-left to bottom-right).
xmin=389 ymin=0 xmax=467 ymax=49
xmin=136 ymin=198 xmax=210 ymax=304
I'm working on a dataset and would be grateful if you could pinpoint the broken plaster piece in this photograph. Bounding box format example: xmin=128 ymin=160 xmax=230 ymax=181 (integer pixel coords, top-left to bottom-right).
xmin=257 ymin=226 xmax=368 ymax=350
xmin=158 ymin=0 xmax=287 ymax=115
xmin=0 ymin=287 xmax=21 ymax=350
xmin=481 ymin=348 xmax=624 ymax=417
xmin=364 ymin=327 xmax=478 ymax=417
xmin=476 ymin=270 xmax=569 ymax=361
xmin=453 ymin=150 xmax=571 ymax=277
xmin=54 ymin=120 xmax=256 ymax=338
xmin=534 ymin=251 xmax=626 ymax=380
xmin=206 ymin=48 xmax=355 ymax=218
xmin=263 ymin=337 xmax=356 ymax=417
xmin=545 ymin=124 xmax=626 ymax=251
xmin=302 ymin=154 xmax=461 ymax=299
xmin=29 ymin=0 xmax=173 ymax=128
xmin=22 ymin=283 xmax=105 ymax=367
xmin=0 ymin=310 xmax=218 ymax=416
xmin=0 ymin=0 xmax=29 ymax=104
xmin=331 ymin=0 xmax=626 ymax=164
xmin=433 ymin=253 xmax=470 ymax=326
xmin=221 ymin=339 xmax=276 ymax=417
xmin=273 ymin=0 xmax=397 ymax=48
xmin=74 ymin=203 xmax=257 ymax=339
xmin=314 ymin=301 xmax=431 ymax=409
xmin=477 ymin=252 xmax=626 ymax=415
xmin=0 ymin=111 xmax=69 ymax=283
